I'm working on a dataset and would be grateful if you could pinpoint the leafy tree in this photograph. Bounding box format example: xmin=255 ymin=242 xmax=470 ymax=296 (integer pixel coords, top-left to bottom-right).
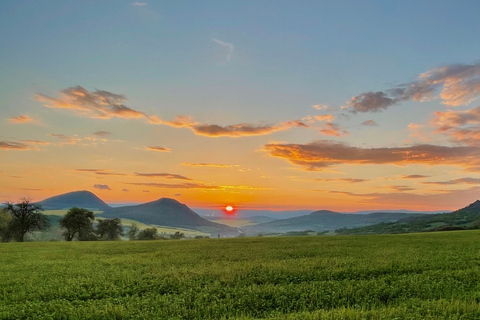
xmin=4 ymin=199 xmax=49 ymax=242
xmin=128 ymin=223 xmax=139 ymax=240
xmin=96 ymin=218 xmax=124 ymax=240
xmin=137 ymin=227 xmax=158 ymax=240
xmin=170 ymin=231 xmax=185 ymax=240
xmin=0 ymin=209 xmax=12 ymax=242
xmin=60 ymin=207 xmax=95 ymax=241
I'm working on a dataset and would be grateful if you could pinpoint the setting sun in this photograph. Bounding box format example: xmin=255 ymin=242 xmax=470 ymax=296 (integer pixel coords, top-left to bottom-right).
xmin=226 ymin=206 xmax=234 ymax=212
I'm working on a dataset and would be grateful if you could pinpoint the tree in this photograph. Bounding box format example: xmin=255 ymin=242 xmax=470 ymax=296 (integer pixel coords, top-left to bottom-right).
xmin=4 ymin=199 xmax=49 ymax=242
xmin=137 ymin=227 xmax=158 ymax=240
xmin=60 ymin=207 xmax=95 ymax=241
xmin=96 ymin=218 xmax=124 ymax=240
xmin=128 ymin=223 xmax=139 ymax=240
xmin=0 ymin=209 xmax=12 ymax=242
xmin=170 ymin=231 xmax=185 ymax=240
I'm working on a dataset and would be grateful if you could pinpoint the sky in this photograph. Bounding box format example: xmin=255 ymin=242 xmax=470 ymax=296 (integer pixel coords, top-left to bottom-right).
xmin=2 ymin=1 xmax=480 ymax=212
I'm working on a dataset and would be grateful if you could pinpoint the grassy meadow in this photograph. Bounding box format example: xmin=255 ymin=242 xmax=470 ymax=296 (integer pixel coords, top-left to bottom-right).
xmin=2 ymin=231 xmax=480 ymax=319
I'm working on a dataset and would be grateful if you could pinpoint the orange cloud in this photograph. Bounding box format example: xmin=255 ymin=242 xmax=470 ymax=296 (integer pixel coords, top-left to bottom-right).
xmin=8 ymin=115 xmax=36 ymax=124
xmin=314 ymin=114 xmax=335 ymax=122
xmin=263 ymin=140 xmax=480 ymax=171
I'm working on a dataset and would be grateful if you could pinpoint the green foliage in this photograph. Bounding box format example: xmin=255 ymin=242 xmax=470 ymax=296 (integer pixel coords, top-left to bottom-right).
xmin=0 ymin=209 xmax=12 ymax=242
xmin=136 ymin=227 xmax=158 ymax=240
xmin=96 ymin=218 xmax=123 ymax=241
xmin=2 ymin=232 xmax=480 ymax=318
xmin=60 ymin=207 xmax=95 ymax=241
xmin=127 ymin=223 xmax=139 ymax=240
xmin=3 ymin=199 xmax=49 ymax=242
xmin=169 ymin=231 xmax=185 ymax=240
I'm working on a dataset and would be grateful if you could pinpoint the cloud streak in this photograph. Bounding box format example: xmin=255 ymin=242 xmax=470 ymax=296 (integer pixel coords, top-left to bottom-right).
xmin=0 ymin=141 xmax=30 ymax=150
xmin=135 ymin=172 xmax=192 ymax=180
xmin=213 ymin=38 xmax=234 ymax=62
xmin=347 ymin=62 xmax=480 ymax=113
xmin=182 ymin=162 xmax=239 ymax=169
xmin=127 ymin=182 xmax=268 ymax=191
xmin=146 ymin=146 xmax=171 ymax=152
xmin=263 ymin=140 xmax=480 ymax=171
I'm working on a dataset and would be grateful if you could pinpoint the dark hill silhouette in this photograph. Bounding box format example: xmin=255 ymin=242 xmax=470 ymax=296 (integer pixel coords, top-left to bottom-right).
xmin=37 ymin=190 xmax=109 ymax=211
xmin=336 ymin=200 xmax=480 ymax=235
xmin=100 ymin=198 xmax=238 ymax=236
xmin=242 ymin=210 xmax=424 ymax=235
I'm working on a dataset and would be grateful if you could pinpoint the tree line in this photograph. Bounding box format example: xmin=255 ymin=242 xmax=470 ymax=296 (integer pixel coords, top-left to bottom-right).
xmin=0 ymin=199 xmax=191 ymax=242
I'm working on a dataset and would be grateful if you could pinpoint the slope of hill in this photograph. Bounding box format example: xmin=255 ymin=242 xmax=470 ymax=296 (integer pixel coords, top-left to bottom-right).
xmin=37 ymin=190 xmax=110 ymax=211
xmin=100 ymin=198 xmax=238 ymax=236
xmin=336 ymin=200 xmax=480 ymax=235
xmin=241 ymin=210 xmax=425 ymax=235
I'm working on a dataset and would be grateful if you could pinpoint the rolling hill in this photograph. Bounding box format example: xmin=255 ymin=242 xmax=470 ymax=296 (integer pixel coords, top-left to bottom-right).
xmin=37 ymin=190 xmax=110 ymax=211
xmin=336 ymin=200 xmax=480 ymax=235
xmin=241 ymin=210 xmax=426 ymax=235
xmin=100 ymin=198 xmax=239 ymax=236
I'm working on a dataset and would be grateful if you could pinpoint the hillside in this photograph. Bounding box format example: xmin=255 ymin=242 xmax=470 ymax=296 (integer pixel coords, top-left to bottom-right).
xmin=241 ymin=210 xmax=425 ymax=235
xmin=336 ymin=200 xmax=480 ymax=235
xmin=100 ymin=198 xmax=238 ymax=236
xmin=37 ymin=190 xmax=110 ymax=211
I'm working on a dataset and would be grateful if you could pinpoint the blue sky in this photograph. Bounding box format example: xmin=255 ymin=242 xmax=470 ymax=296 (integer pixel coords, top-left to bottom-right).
xmin=2 ymin=1 xmax=480 ymax=211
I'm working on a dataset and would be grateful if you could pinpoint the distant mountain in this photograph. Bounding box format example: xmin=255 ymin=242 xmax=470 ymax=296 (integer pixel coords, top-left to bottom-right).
xmin=37 ymin=190 xmax=110 ymax=211
xmin=100 ymin=198 xmax=239 ymax=236
xmin=336 ymin=201 xmax=480 ymax=235
xmin=241 ymin=210 xmax=425 ymax=235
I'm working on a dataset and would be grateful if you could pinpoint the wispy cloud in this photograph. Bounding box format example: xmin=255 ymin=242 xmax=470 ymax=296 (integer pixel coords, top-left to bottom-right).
xmin=323 ymin=186 xmax=480 ymax=210
xmin=8 ymin=115 xmax=37 ymax=124
xmin=0 ymin=141 xmax=30 ymax=150
xmin=263 ymin=140 xmax=480 ymax=171
xmin=346 ymin=62 xmax=480 ymax=113
xmin=93 ymin=131 xmax=111 ymax=137
xmin=316 ymin=178 xmax=368 ymax=183
xmin=20 ymin=140 xmax=50 ymax=145
xmin=35 ymin=86 xmax=145 ymax=120
xmin=36 ymin=86 xmax=308 ymax=138
xmin=422 ymin=178 xmax=480 ymax=185
xmin=401 ymin=174 xmax=429 ymax=179
xmin=182 ymin=162 xmax=240 ymax=169
xmin=213 ymin=38 xmax=234 ymax=62
xmin=319 ymin=122 xmax=348 ymax=137
xmin=48 ymin=133 xmax=76 ymax=144
xmin=132 ymin=2 xmax=147 ymax=6
xmin=135 ymin=172 xmax=192 ymax=180
xmin=93 ymin=184 xmax=111 ymax=190
xmin=146 ymin=146 xmax=171 ymax=152
xmin=127 ymin=182 xmax=268 ymax=191
xmin=74 ymin=169 xmax=126 ymax=176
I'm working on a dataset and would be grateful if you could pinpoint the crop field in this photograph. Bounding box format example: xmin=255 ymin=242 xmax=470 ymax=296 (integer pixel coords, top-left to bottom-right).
xmin=2 ymin=231 xmax=480 ymax=319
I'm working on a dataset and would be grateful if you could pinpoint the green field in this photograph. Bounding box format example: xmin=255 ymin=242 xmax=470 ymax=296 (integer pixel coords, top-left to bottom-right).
xmin=2 ymin=231 xmax=480 ymax=319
